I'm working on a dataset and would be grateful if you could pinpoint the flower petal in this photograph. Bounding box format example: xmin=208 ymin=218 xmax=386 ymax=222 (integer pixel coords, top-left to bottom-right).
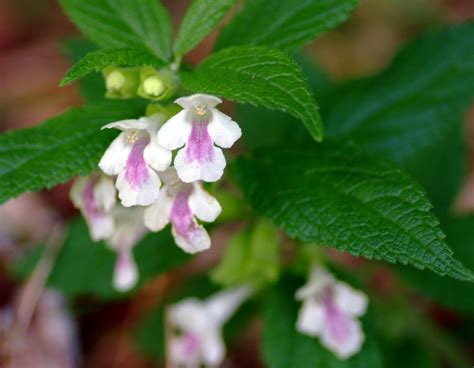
xmin=175 ymin=145 xmax=226 ymax=183
xmin=175 ymin=94 xmax=222 ymax=109
xmin=333 ymin=282 xmax=368 ymax=317
xmin=98 ymin=133 xmax=131 ymax=175
xmin=296 ymin=298 xmax=324 ymax=337
xmin=93 ymin=176 xmax=117 ymax=212
xmin=143 ymin=190 xmax=172 ymax=231
xmin=205 ymin=286 xmax=251 ymax=327
xmin=116 ymin=168 xmax=161 ymax=207
xmin=201 ymin=331 xmax=226 ymax=367
xmin=113 ymin=248 xmax=138 ymax=291
xmin=143 ymin=132 xmax=172 ymax=172
xmin=189 ymin=184 xmax=221 ymax=222
xmin=102 ymin=118 xmax=148 ymax=131
xmin=157 ymin=110 xmax=191 ymax=150
xmin=172 ymin=223 xmax=211 ymax=254
xmin=321 ymin=294 xmax=365 ymax=359
xmin=208 ymin=109 xmax=242 ymax=148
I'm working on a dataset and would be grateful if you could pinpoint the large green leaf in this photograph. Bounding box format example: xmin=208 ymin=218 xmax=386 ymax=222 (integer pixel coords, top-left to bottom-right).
xmin=61 ymin=47 xmax=165 ymax=86
xmin=60 ymin=0 xmax=172 ymax=61
xmin=216 ymin=0 xmax=358 ymax=51
xmin=174 ymin=0 xmax=235 ymax=56
xmin=263 ymin=276 xmax=382 ymax=368
xmin=401 ymin=215 xmax=474 ymax=314
xmin=0 ymin=101 xmax=145 ymax=204
xmin=234 ymin=143 xmax=474 ymax=281
xmin=12 ymin=219 xmax=189 ymax=299
xmin=321 ymin=22 xmax=474 ymax=167
xmin=182 ymin=46 xmax=323 ymax=141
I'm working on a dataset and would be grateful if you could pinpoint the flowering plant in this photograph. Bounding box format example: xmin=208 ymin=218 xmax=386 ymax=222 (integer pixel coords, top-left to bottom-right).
xmin=1 ymin=0 xmax=474 ymax=366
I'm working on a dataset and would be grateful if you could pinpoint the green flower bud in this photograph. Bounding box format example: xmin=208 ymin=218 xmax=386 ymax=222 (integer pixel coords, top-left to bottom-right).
xmin=145 ymin=102 xmax=181 ymax=119
xmin=138 ymin=66 xmax=178 ymax=101
xmin=103 ymin=66 xmax=140 ymax=99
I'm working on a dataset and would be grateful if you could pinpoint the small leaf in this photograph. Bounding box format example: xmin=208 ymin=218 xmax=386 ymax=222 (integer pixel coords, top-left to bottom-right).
xmin=0 ymin=100 xmax=145 ymax=204
xmin=321 ymin=22 xmax=474 ymax=166
xmin=182 ymin=46 xmax=323 ymax=141
xmin=61 ymin=47 xmax=165 ymax=86
xmin=211 ymin=220 xmax=280 ymax=287
xmin=12 ymin=219 xmax=190 ymax=299
xmin=234 ymin=142 xmax=474 ymax=281
xmin=174 ymin=0 xmax=235 ymax=56
xmin=216 ymin=0 xmax=358 ymax=51
xmin=60 ymin=0 xmax=172 ymax=61
xmin=263 ymin=276 xmax=382 ymax=368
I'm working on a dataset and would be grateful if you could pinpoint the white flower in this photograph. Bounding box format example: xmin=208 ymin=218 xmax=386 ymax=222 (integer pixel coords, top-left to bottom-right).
xmin=99 ymin=113 xmax=172 ymax=207
xmin=168 ymin=286 xmax=251 ymax=367
xmin=295 ymin=266 xmax=368 ymax=360
xmin=105 ymin=206 xmax=147 ymax=291
xmin=144 ymin=168 xmax=221 ymax=254
xmin=70 ymin=174 xmax=116 ymax=241
xmin=157 ymin=94 xmax=241 ymax=183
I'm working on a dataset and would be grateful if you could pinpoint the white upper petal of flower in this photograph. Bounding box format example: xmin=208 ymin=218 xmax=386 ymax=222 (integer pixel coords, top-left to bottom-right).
xmin=208 ymin=109 xmax=242 ymax=148
xmin=204 ymin=286 xmax=252 ymax=327
xmin=98 ymin=133 xmax=132 ymax=176
xmin=101 ymin=117 xmax=149 ymax=131
xmin=295 ymin=266 xmax=333 ymax=301
xmin=175 ymin=94 xmax=222 ymax=109
xmin=156 ymin=110 xmax=192 ymax=150
xmin=188 ymin=183 xmax=221 ymax=222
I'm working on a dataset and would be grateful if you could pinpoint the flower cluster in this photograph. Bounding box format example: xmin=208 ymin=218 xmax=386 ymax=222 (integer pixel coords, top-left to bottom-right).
xmin=70 ymin=93 xmax=241 ymax=291
xmin=295 ymin=265 xmax=368 ymax=359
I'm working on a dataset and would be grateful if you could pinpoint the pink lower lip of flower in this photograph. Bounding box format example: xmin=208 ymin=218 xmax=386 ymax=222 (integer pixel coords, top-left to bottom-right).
xmin=170 ymin=189 xmax=199 ymax=241
xmin=185 ymin=120 xmax=214 ymax=164
xmin=322 ymin=292 xmax=352 ymax=345
xmin=125 ymin=135 xmax=150 ymax=188
xmin=182 ymin=331 xmax=201 ymax=355
xmin=83 ymin=178 xmax=103 ymax=220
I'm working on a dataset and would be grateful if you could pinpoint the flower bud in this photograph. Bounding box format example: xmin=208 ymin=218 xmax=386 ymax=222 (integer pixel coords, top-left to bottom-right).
xmin=103 ymin=66 xmax=140 ymax=99
xmin=137 ymin=66 xmax=178 ymax=101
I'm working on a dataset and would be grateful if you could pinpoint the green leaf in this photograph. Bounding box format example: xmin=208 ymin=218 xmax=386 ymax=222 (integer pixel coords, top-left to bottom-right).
xmin=12 ymin=219 xmax=190 ymax=299
xmin=0 ymin=100 xmax=145 ymax=204
xmin=211 ymin=220 xmax=280 ymax=287
xmin=321 ymin=22 xmax=474 ymax=166
xmin=61 ymin=38 xmax=106 ymax=103
xmin=263 ymin=276 xmax=382 ymax=367
xmin=61 ymin=47 xmax=165 ymax=86
xmin=234 ymin=142 xmax=474 ymax=281
xmin=174 ymin=0 xmax=235 ymax=56
xmin=182 ymin=46 xmax=323 ymax=141
xmin=60 ymin=0 xmax=172 ymax=61
xmin=401 ymin=214 xmax=474 ymax=314
xmin=216 ymin=0 xmax=358 ymax=52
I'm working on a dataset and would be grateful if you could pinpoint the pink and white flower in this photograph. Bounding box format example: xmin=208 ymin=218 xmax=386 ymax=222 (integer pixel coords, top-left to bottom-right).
xmin=105 ymin=206 xmax=147 ymax=291
xmin=157 ymin=94 xmax=241 ymax=183
xmin=70 ymin=174 xmax=116 ymax=241
xmin=99 ymin=113 xmax=172 ymax=207
xmin=295 ymin=266 xmax=368 ymax=359
xmin=144 ymin=168 xmax=221 ymax=254
xmin=168 ymin=286 xmax=251 ymax=367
